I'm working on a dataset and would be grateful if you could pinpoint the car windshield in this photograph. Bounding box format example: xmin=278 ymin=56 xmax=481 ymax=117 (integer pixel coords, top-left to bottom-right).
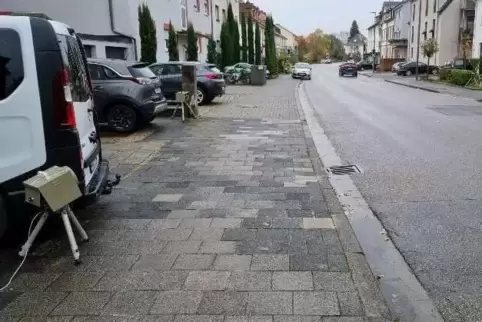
xmin=295 ymin=63 xmax=310 ymax=68
xmin=128 ymin=63 xmax=157 ymax=78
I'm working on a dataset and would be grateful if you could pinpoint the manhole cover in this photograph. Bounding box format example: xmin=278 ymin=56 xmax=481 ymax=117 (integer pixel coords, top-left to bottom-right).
xmin=326 ymin=165 xmax=362 ymax=175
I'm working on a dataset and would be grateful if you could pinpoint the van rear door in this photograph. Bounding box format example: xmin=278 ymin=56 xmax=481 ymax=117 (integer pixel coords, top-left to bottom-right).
xmin=53 ymin=22 xmax=99 ymax=187
xmin=0 ymin=16 xmax=46 ymax=183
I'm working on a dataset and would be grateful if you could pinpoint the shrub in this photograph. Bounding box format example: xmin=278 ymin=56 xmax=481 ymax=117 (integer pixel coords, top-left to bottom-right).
xmin=447 ymin=69 xmax=474 ymax=86
xmin=470 ymin=58 xmax=480 ymax=74
xmin=439 ymin=68 xmax=453 ymax=81
xmin=277 ymin=54 xmax=291 ymax=74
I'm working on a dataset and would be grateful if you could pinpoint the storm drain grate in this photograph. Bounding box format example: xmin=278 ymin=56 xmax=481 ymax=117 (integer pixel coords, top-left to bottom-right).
xmin=326 ymin=165 xmax=362 ymax=175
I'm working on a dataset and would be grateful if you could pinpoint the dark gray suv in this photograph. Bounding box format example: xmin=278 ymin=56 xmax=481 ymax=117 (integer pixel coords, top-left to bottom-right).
xmin=88 ymin=58 xmax=167 ymax=132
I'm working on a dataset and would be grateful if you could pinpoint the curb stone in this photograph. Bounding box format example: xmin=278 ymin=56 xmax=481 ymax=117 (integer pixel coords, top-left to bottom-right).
xmin=384 ymin=79 xmax=440 ymax=93
xmin=294 ymin=81 xmax=393 ymax=320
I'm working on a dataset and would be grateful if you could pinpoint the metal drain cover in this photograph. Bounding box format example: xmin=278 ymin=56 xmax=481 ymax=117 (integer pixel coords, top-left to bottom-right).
xmin=326 ymin=165 xmax=362 ymax=175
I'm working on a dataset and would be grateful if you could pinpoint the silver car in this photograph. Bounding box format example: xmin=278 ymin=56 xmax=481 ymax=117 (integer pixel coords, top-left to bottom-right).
xmin=292 ymin=62 xmax=312 ymax=80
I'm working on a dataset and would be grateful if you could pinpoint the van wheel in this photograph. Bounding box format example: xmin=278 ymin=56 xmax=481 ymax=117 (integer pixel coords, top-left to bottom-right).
xmin=107 ymin=105 xmax=137 ymax=132
xmin=0 ymin=195 xmax=7 ymax=240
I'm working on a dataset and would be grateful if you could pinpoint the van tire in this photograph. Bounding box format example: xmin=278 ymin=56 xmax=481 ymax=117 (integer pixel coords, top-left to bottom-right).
xmin=0 ymin=195 xmax=7 ymax=239
xmin=106 ymin=104 xmax=138 ymax=133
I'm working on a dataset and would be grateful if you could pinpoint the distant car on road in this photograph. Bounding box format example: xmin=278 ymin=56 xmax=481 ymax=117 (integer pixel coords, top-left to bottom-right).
xmin=356 ymin=61 xmax=375 ymax=70
xmin=339 ymin=63 xmax=358 ymax=77
xmin=292 ymin=62 xmax=312 ymax=80
xmin=396 ymin=61 xmax=439 ymax=76
xmin=392 ymin=61 xmax=406 ymax=73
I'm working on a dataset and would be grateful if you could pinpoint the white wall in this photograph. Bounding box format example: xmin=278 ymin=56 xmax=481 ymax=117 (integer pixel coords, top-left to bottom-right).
xmin=436 ymin=0 xmax=462 ymax=64
xmin=472 ymin=0 xmax=482 ymax=57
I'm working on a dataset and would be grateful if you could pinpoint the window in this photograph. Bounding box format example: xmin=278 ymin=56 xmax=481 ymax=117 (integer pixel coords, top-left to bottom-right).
xmin=127 ymin=64 xmax=156 ymax=78
xmin=425 ymin=0 xmax=428 ymax=16
xmin=413 ymin=4 xmax=416 ymax=21
xmin=181 ymin=0 xmax=188 ymax=29
xmin=165 ymin=39 xmax=169 ymax=52
xmin=88 ymin=64 xmax=104 ymax=80
xmin=424 ymin=21 xmax=427 ymax=40
xmin=102 ymin=67 xmax=119 ymax=79
xmin=105 ymin=46 xmax=127 ymax=59
xmin=411 ymin=47 xmax=414 ymax=57
xmin=411 ymin=26 xmax=414 ymax=42
xmin=433 ymin=0 xmax=437 ymax=13
xmin=432 ymin=19 xmax=436 ymax=37
xmin=58 ymin=35 xmax=91 ymax=102
xmin=161 ymin=64 xmax=181 ymax=75
xmin=222 ymin=9 xmax=226 ymax=21
xmin=83 ymin=45 xmax=94 ymax=58
xmin=215 ymin=5 xmax=220 ymax=21
xmin=204 ymin=0 xmax=209 ymax=15
xmin=0 ymin=29 xmax=24 ymax=100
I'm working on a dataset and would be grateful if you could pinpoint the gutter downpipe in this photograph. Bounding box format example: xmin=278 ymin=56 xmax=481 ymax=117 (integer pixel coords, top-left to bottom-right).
xmin=108 ymin=0 xmax=138 ymax=60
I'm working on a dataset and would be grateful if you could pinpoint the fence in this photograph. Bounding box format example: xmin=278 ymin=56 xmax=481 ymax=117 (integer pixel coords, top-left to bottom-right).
xmin=378 ymin=58 xmax=405 ymax=71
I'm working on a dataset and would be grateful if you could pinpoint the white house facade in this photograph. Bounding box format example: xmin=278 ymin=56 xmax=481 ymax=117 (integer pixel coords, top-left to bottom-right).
xmin=472 ymin=0 xmax=482 ymax=57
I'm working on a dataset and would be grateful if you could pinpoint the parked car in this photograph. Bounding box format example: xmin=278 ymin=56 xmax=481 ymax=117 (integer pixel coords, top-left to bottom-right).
xmin=150 ymin=62 xmax=225 ymax=105
xmin=397 ymin=61 xmax=439 ymax=76
xmin=224 ymin=62 xmax=270 ymax=77
xmin=356 ymin=61 xmax=375 ymax=70
xmin=88 ymin=58 xmax=167 ymax=132
xmin=392 ymin=61 xmax=406 ymax=73
xmin=0 ymin=12 xmax=111 ymax=239
xmin=446 ymin=58 xmax=473 ymax=70
xmin=339 ymin=63 xmax=358 ymax=77
xmin=292 ymin=62 xmax=312 ymax=80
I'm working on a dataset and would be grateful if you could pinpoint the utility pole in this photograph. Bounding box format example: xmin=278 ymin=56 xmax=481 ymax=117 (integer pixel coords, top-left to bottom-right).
xmin=370 ymin=11 xmax=377 ymax=73
xmin=415 ymin=0 xmax=422 ymax=80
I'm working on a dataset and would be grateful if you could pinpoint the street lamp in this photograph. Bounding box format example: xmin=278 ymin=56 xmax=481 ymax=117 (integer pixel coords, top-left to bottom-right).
xmin=370 ymin=11 xmax=377 ymax=72
xmin=415 ymin=0 xmax=422 ymax=80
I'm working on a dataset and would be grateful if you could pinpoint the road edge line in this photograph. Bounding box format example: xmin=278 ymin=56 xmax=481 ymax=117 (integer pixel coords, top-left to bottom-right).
xmin=384 ymin=79 xmax=441 ymax=93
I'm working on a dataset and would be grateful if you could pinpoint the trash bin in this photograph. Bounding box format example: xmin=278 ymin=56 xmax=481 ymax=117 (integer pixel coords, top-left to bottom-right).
xmin=250 ymin=65 xmax=267 ymax=86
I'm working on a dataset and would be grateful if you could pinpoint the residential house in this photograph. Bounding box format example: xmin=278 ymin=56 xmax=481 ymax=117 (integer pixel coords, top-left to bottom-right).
xmin=379 ymin=1 xmax=403 ymax=59
xmin=390 ymin=0 xmax=411 ymax=58
xmin=273 ymin=25 xmax=288 ymax=53
xmin=239 ymin=1 xmax=267 ymax=59
xmin=344 ymin=34 xmax=368 ymax=58
xmin=212 ymin=0 xmax=240 ymax=51
xmin=408 ymin=0 xmax=474 ymax=65
xmin=367 ymin=14 xmax=382 ymax=59
xmin=276 ymin=24 xmax=298 ymax=55
xmin=1 ymin=0 xmax=140 ymax=60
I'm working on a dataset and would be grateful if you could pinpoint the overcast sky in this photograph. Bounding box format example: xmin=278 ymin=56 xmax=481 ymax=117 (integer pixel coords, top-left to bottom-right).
xmin=252 ymin=0 xmax=383 ymax=36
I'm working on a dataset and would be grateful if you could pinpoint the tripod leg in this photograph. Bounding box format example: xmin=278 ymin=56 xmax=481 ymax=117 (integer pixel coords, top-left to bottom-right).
xmin=65 ymin=206 xmax=88 ymax=242
xmin=61 ymin=208 xmax=81 ymax=264
xmin=18 ymin=211 xmax=49 ymax=257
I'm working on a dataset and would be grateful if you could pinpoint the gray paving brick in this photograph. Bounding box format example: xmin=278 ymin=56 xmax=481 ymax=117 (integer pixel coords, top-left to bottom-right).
xmin=293 ymin=292 xmax=339 ymax=316
xmin=313 ymin=272 xmax=355 ymax=292
xmin=222 ymin=228 xmax=257 ymax=241
xmin=157 ymin=229 xmax=193 ymax=241
xmin=213 ymin=255 xmax=252 ymax=270
xmin=189 ymin=228 xmax=225 ymax=240
xmin=327 ymin=254 xmax=350 ymax=272
xmin=173 ymin=315 xmax=224 ymax=322
xmin=251 ymin=255 xmax=289 ymax=271
xmin=162 ymin=241 xmax=202 ymax=253
xmin=303 ymin=218 xmax=335 ymax=229
xmin=0 ymin=292 xmax=68 ymax=317
xmin=48 ymin=255 xmax=139 ymax=272
xmin=20 ymin=317 xmax=73 ymax=322
xmin=101 ymin=291 xmax=158 ymax=315
xmin=271 ymin=218 xmax=303 ymax=228
xmin=272 ymin=272 xmax=313 ymax=290
xmin=225 ymin=316 xmax=273 ymax=322
xmin=131 ymin=254 xmax=179 ymax=271
xmin=320 ymin=319 xmax=365 ymax=322
xmin=184 ymin=271 xmax=231 ymax=290
xmin=180 ymin=218 xmax=213 ymax=228
xmin=168 ymin=210 xmax=199 ymax=219
xmin=290 ymin=254 xmax=328 ymax=271
xmin=172 ymin=254 xmax=216 ymax=270
xmin=199 ymin=241 xmax=237 ymax=254
xmin=274 ymin=316 xmax=321 ymax=322
xmin=94 ymin=271 xmax=187 ymax=291
xmin=147 ymin=219 xmax=182 ymax=229
xmin=2 ymin=273 xmax=60 ymax=292
xmin=138 ymin=316 xmax=175 ymax=322
xmin=150 ymin=291 xmax=202 ymax=314
xmin=228 ymin=271 xmax=271 ymax=291
xmin=337 ymin=292 xmax=363 ymax=316
xmin=210 ymin=218 xmax=242 ymax=228
xmin=153 ymin=194 xmax=183 ymax=202
xmin=51 ymin=292 xmax=111 ymax=315
xmin=46 ymin=272 xmax=104 ymax=291
xmin=198 ymin=291 xmax=247 ymax=315
xmin=247 ymin=291 xmax=292 ymax=315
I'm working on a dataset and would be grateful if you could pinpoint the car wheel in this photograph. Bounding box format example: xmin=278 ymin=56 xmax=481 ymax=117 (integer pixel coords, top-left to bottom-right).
xmin=196 ymin=88 xmax=207 ymax=105
xmin=405 ymin=70 xmax=412 ymax=76
xmin=107 ymin=104 xmax=138 ymax=132
xmin=0 ymin=195 xmax=7 ymax=240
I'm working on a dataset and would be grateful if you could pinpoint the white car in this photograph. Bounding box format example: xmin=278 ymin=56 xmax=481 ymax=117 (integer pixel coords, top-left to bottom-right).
xmin=292 ymin=62 xmax=312 ymax=80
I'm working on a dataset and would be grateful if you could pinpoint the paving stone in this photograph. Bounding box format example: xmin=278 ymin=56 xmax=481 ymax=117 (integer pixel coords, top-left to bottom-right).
xmin=242 ymin=218 xmax=272 ymax=229
xmin=187 ymin=201 xmax=219 ymax=209
xmin=251 ymin=255 xmax=289 ymax=271
xmin=228 ymin=271 xmax=271 ymax=291
xmin=320 ymin=318 xmax=365 ymax=322
xmin=51 ymin=292 xmax=111 ymax=315
xmin=257 ymin=209 xmax=288 ymax=218
xmin=138 ymin=316 xmax=175 ymax=322
xmin=198 ymin=291 xmax=247 ymax=315
xmin=0 ymin=292 xmax=68 ymax=317
xmin=290 ymin=254 xmax=328 ymax=271
xmin=157 ymin=229 xmax=193 ymax=241
xmin=153 ymin=194 xmax=183 ymax=202
xmin=274 ymin=316 xmax=321 ymax=322
xmin=168 ymin=210 xmax=199 ymax=219
xmin=213 ymin=255 xmax=252 ymax=270
xmin=173 ymin=315 xmax=224 ymax=322
xmin=293 ymin=292 xmax=339 ymax=316
xmin=180 ymin=219 xmax=213 ymax=229
xmin=162 ymin=241 xmax=202 ymax=253
xmin=94 ymin=271 xmax=187 ymax=291
xmin=222 ymin=228 xmax=257 ymax=241
xmin=272 ymin=272 xmax=313 ymax=290
xmin=172 ymin=254 xmax=216 ymax=270
xmin=19 ymin=317 xmax=74 ymax=322
xmin=272 ymin=218 xmax=303 ymax=228
xmin=49 ymin=255 xmax=139 ymax=272
xmin=147 ymin=219 xmax=182 ymax=229
xmin=101 ymin=291 xmax=158 ymax=315
xmin=189 ymin=228 xmax=225 ymax=240
xmin=246 ymin=292 xmax=292 ymax=315
xmin=184 ymin=271 xmax=231 ymax=290
xmin=131 ymin=254 xmax=179 ymax=271
xmin=1 ymin=273 xmax=60 ymax=292
xmin=46 ymin=272 xmax=104 ymax=291
xmin=337 ymin=292 xmax=363 ymax=316
xmin=302 ymin=218 xmax=335 ymax=229
xmin=225 ymin=316 xmax=273 ymax=322
xmin=286 ymin=210 xmax=316 ymax=218
xmin=150 ymin=291 xmax=202 ymax=314
xmin=210 ymin=218 xmax=242 ymax=228
xmin=199 ymin=241 xmax=237 ymax=254
xmin=313 ymin=272 xmax=356 ymax=292
xmin=327 ymin=254 xmax=350 ymax=272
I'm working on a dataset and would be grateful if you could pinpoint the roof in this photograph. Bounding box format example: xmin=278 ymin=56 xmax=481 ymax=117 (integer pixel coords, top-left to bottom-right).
xmin=381 ymin=1 xmax=401 ymax=11
xmin=438 ymin=0 xmax=454 ymax=15
xmin=347 ymin=33 xmax=367 ymax=45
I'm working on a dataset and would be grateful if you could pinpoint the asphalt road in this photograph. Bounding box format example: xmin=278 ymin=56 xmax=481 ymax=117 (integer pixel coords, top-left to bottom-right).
xmin=304 ymin=64 xmax=482 ymax=322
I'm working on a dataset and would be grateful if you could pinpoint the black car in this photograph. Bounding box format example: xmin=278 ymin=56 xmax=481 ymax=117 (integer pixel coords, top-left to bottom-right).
xmin=339 ymin=63 xmax=358 ymax=77
xmin=356 ymin=61 xmax=375 ymax=70
xmin=88 ymin=58 xmax=167 ymax=132
xmin=397 ymin=62 xmax=439 ymax=76
xmin=149 ymin=62 xmax=225 ymax=105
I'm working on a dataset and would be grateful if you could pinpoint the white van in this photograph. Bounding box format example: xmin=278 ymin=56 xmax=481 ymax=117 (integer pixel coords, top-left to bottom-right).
xmin=0 ymin=13 xmax=113 ymax=238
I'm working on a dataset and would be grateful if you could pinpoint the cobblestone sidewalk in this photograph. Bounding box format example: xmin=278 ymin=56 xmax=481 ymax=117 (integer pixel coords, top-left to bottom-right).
xmin=0 ymin=77 xmax=390 ymax=321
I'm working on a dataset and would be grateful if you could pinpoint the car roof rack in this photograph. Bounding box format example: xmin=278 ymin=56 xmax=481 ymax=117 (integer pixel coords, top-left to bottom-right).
xmin=0 ymin=11 xmax=52 ymax=20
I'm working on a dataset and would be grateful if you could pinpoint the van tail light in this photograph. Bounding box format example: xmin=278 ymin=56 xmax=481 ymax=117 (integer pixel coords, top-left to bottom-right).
xmin=53 ymin=68 xmax=76 ymax=129
xmin=205 ymin=73 xmax=219 ymax=79
xmin=128 ymin=77 xmax=152 ymax=85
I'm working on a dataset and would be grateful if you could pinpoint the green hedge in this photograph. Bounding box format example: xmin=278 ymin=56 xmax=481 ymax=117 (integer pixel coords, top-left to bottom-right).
xmin=439 ymin=68 xmax=452 ymax=81
xmin=439 ymin=68 xmax=474 ymax=86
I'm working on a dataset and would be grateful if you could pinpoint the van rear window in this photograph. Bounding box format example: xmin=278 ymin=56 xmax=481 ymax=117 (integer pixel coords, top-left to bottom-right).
xmin=0 ymin=29 xmax=24 ymax=100
xmin=128 ymin=64 xmax=156 ymax=78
